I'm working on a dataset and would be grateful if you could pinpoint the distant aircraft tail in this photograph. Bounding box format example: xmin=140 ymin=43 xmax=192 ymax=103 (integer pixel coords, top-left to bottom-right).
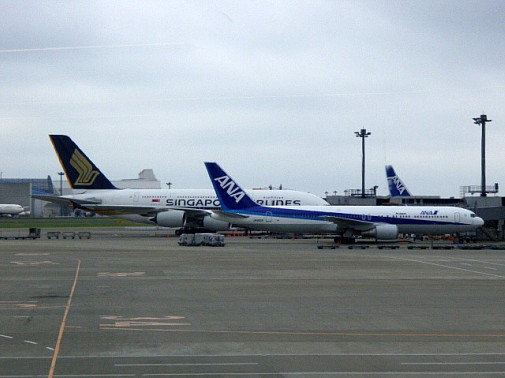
xmin=50 ymin=135 xmax=117 ymax=190
xmin=204 ymin=162 xmax=259 ymax=212
xmin=385 ymin=165 xmax=411 ymax=197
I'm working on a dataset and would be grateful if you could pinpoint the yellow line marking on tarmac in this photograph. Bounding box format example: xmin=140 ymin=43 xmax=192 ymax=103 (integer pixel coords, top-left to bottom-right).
xmin=48 ymin=259 xmax=81 ymax=378
xmin=99 ymin=327 xmax=505 ymax=338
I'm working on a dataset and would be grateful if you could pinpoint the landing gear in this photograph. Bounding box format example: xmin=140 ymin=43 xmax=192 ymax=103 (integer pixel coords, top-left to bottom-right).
xmin=334 ymin=236 xmax=356 ymax=244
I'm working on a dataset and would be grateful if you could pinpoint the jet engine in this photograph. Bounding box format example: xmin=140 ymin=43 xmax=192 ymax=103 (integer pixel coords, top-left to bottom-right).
xmin=153 ymin=210 xmax=186 ymax=227
xmin=202 ymin=216 xmax=231 ymax=232
xmin=362 ymin=224 xmax=399 ymax=240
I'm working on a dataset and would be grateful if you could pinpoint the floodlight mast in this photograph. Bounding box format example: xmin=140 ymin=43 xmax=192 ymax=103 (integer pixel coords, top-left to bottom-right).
xmin=473 ymin=114 xmax=492 ymax=197
xmin=58 ymin=171 xmax=64 ymax=216
xmin=355 ymin=128 xmax=371 ymax=198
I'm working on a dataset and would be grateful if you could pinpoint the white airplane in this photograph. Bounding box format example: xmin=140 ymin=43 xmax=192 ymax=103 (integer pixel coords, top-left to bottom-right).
xmin=33 ymin=135 xmax=328 ymax=234
xmin=0 ymin=204 xmax=28 ymax=217
xmin=205 ymin=162 xmax=485 ymax=242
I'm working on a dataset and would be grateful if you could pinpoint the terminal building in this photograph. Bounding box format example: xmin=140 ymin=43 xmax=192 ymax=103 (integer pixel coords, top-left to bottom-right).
xmin=0 ymin=169 xmax=161 ymax=218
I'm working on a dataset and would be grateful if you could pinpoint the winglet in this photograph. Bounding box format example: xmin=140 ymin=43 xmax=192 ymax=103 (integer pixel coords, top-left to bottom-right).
xmin=204 ymin=162 xmax=259 ymax=212
xmin=385 ymin=165 xmax=411 ymax=197
xmin=50 ymin=135 xmax=117 ymax=190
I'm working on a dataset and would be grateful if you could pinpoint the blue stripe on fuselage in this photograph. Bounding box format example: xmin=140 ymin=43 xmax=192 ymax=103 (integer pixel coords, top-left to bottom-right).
xmin=228 ymin=205 xmax=459 ymax=226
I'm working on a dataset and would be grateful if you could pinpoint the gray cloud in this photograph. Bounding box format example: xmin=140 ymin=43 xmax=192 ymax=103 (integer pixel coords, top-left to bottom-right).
xmin=0 ymin=0 xmax=504 ymax=197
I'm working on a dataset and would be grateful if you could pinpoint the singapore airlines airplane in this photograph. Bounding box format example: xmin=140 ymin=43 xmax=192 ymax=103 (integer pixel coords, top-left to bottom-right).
xmin=33 ymin=135 xmax=328 ymax=234
xmin=205 ymin=162 xmax=484 ymax=242
xmin=0 ymin=204 xmax=28 ymax=217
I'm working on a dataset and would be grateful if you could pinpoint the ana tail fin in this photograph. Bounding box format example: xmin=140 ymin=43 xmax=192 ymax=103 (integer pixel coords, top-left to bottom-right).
xmin=385 ymin=165 xmax=411 ymax=197
xmin=49 ymin=135 xmax=117 ymax=190
xmin=204 ymin=162 xmax=258 ymax=211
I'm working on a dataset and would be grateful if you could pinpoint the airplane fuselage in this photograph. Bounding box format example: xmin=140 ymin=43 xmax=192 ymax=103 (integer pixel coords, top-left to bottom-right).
xmin=0 ymin=204 xmax=26 ymax=216
xmin=211 ymin=205 xmax=483 ymax=235
xmin=65 ymin=188 xmax=328 ymax=212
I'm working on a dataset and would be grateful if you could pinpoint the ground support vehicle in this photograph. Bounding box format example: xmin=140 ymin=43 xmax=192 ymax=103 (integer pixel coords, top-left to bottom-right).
xmin=0 ymin=227 xmax=41 ymax=240
xmin=178 ymin=233 xmax=225 ymax=247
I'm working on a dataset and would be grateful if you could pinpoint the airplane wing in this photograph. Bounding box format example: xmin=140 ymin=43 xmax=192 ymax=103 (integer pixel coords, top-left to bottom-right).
xmin=64 ymin=204 xmax=215 ymax=217
xmin=33 ymin=195 xmax=217 ymax=218
xmin=159 ymin=207 xmax=249 ymax=219
xmin=212 ymin=210 xmax=249 ymax=219
xmin=31 ymin=194 xmax=100 ymax=206
xmin=33 ymin=195 xmax=163 ymax=216
xmin=319 ymin=215 xmax=375 ymax=230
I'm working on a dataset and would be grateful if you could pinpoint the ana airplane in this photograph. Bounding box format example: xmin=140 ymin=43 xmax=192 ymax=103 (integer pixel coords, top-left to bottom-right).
xmin=386 ymin=165 xmax=412 ymax=197
xmin=33 ymin=135 xmax=328 ymax=234
xmin=0 ymin=204 xmax=28 ymax=217
xmin=205 ymin=162 xmax=484 ymax=242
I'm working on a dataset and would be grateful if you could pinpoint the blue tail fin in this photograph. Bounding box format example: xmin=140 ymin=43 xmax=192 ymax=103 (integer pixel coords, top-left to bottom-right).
xmin=204 ymin=162 xmax=259 ymax=211
xmin=49 ymin=135 xmax=117 ymax=190
xmin=385 ymin=165 xmax=411 ymax=197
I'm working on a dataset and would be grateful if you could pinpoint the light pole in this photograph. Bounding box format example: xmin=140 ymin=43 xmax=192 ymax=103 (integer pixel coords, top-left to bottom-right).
xmin=355 ymin=128 xmax=371 ymax=198
xmin=473 ymin=114 xmax=492 ymax=197
xmin=57 ymin=172 xmax=64 ymax=215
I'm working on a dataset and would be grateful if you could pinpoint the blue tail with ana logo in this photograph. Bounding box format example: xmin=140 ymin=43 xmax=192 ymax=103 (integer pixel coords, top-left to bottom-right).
xmin=204 ymin=162 xmax=260 ymax=212
xmin=385 ymin=165 xmax=411 ymax=197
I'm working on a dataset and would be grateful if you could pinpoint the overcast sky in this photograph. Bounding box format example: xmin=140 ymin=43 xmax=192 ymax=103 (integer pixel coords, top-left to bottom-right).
xmin=1 ymin=0 xmax=504 ymax=198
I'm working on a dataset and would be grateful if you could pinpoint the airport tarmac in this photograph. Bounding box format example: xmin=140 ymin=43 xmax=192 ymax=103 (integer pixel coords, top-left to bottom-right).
xmin=1 ymin=231 xmax=505 ymax=377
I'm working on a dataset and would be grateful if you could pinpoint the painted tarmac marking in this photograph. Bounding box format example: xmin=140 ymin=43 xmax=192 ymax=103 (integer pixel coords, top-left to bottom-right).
xmin=0 ymin=301 xmax=38 ymax=310
xmin=97 ymin=272 xmax=145 ymax=277
xmin=116 ymin=362 xmax=258 ymax=367
xmin=15 ymin=252 xmax=50 ymax=256
xmin=402 ymin=361 xmax=505 ymax=365
xmin=10 ymin=261 xmax=59 ymax=266
xmin=0 ymin=333 xmax=56 ymax=352
xmin=136 ymin=372 xmax=505 ymax=375
xmin=48 ymin=258 xmax=81 ymax=378
xmin=384 ymin=256 xmax=505 ymax=279
xmin=100 ymin=315 xmax=190 ymax=328
xmin=98 ymin=327 xmax=505 ymax=338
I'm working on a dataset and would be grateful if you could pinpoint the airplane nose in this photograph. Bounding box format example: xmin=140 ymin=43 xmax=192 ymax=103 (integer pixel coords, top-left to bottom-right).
xmin=475 ymin=217 xmax=484 ymax=227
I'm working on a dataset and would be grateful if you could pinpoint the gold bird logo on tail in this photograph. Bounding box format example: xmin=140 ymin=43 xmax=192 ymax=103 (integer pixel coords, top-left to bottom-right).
xmin=70 ymin=149 xmax=100 ymax=186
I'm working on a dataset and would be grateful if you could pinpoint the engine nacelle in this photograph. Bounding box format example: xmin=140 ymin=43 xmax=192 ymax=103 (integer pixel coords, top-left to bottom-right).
xmin=363 ymin=224 xmax=399 ymax=240
xmin=202 ymin=216 xmax=231 ymax=231
xmin=153 ymin=210 xmax=186 ymax=227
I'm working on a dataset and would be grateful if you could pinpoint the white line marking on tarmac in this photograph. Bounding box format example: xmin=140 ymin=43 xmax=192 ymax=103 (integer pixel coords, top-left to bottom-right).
xmin=116 ymin=362 xmax=258 ymax=367
xmin=384 ymin=256 xmax=505 ymax=278
xmin=402 ymin=361 xmax=505 ymax=365
xmin=140 ymin=373 xmax=505 ymax=376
